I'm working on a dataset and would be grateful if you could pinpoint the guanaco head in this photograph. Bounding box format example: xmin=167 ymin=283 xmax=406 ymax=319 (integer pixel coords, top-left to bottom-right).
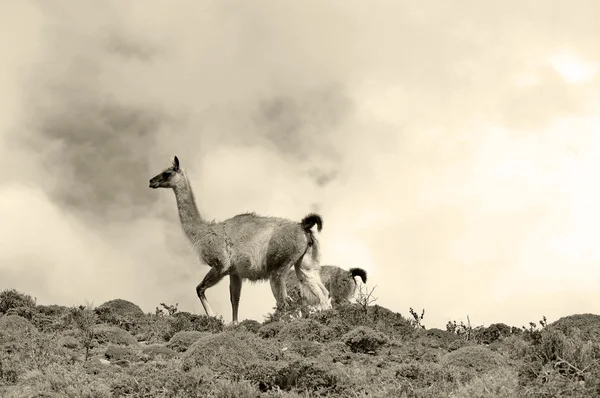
xmin=149 ymin=156 xmax=184 ymax=189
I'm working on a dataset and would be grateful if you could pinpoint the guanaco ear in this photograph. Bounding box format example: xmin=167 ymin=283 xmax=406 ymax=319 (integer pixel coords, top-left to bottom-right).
xmin=173 ymin=156 xmax=180 ymax=171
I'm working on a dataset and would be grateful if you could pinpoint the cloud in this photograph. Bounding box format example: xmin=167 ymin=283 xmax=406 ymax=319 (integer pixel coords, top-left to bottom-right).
xmin=2 ymin=0 xmax=600 ymax=328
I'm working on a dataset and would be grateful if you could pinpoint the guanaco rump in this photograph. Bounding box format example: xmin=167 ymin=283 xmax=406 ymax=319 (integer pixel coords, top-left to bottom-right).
xmin=149 ymin=156 xmax=332 ymax=323
xmin=285 ymin=265 xmax=368 ymax=306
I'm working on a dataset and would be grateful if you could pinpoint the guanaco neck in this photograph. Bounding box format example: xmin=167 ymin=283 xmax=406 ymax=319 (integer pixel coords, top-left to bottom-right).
xmin=172 ymin=170 xmax=205 ymax=244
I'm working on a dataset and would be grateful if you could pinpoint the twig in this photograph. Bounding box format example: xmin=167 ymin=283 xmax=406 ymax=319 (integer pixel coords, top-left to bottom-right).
xmin=555 ymin=355 xmax=585 ymax=377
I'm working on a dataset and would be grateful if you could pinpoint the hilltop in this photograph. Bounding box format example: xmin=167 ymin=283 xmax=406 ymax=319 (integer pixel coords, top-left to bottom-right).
xmin=1 ymin=288 xmax=599 ymax=397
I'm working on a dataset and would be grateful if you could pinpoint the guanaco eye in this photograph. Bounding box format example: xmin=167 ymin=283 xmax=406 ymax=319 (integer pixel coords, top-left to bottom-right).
xmin=162 ymin=171 xmax=171 ymax=178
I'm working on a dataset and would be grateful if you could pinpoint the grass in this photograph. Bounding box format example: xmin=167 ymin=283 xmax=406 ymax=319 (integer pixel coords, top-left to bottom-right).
xmin=1 ymin=288 xmax=600 ymax=397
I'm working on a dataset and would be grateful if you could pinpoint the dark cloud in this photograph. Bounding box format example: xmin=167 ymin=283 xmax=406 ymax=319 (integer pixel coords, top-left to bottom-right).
xmin=254 ymin=85 xmax=351 ymax=158
xmin=19 ymin=82 xmax=177 ymax=221
xmin=251 ymin=84 xmax=351 ymax=190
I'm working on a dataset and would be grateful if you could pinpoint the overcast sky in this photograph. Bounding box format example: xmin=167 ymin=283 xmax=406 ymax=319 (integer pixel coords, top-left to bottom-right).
xmin=1 ymin=0 xmax=600 ymax=329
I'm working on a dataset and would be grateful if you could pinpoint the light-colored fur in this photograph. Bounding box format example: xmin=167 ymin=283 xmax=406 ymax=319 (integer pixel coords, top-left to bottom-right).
xmin=285 ymin=265 xmax=368 ymax=306
xmin=149 ymin=156 xmax=332 ymax=323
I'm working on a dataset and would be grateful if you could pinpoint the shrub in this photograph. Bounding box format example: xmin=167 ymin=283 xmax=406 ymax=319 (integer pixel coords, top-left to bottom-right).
xmin=237 ymin=319 xmax=261 ymax=333
xmin=520 ymin=364 xmax=592 ymax=398
xmin=0 ymin=289 xmax=36 ymax=315
xmin=27 ymin=305 xmax=72 ymax=332
xmin=441 ymin=346 xmax=506 ymax=374
xmin=104 ymin=344 xmax=142 ymax=362
xmin=172 ymin=312 xmax=225 ymax=334
xmin=138 ymin=312 xmax=226 ymax=343
xmin=107 ymin=362 xmax=215 ymax=396
xmin=517 ymin=327 xmax=600 ymax=385
xmin=141 ymin=344 xmax=178 ymax=360
xmin=0 ymin=315 xmax=38 ymax=337
xmin=36 ymin=304 xmax=71 ymax=317
xmin=289 ymin=340 xmax=323 ymax=358
xmin=2 ymin=362 xmax=112 ymax=397
xmin=0 ymin=326 xmax=72 ymax=384
xmin=451 ymin=366 xmax=519 ymax=398
xmin=342 ymin=326 xmax=389 ymax=354
xmin=322 ymin=318 xmax=351 ymax=338
xmin=182 ymin=331 xmax=279 ymax=377
xmin=94 ymin=299 xmax=144 ymax=332
xmin=96 ymin=299 xmax=144 ymax=318
xmin=323 ymin=340 xmax=353 ymax=364
xmin=271 ymin=358 xmax=350 ymax=394
xmin=258 ymin=321 xmax=284 ymax=339
xmin=426 ymin=328 xmax=460 ymax=342
xmin=492 ymin=335 xmax=530 ymax=360
xmin=551 ymin=314 xmax=600 ymax=342
xmin=93 ymin=324 xmax=138 ymax=346
xmin=245 ymin=358 xmax=350 ymax=395
xmin=278 ymin=319 xmax=335 ymax=343
xmin=167 ymin=330 xmax=207 ymax=352
xmin=423 ymin=328 xmax=462 ymax=350
xmin=209 ymin=378 xmax=261 ymax=397
xmin=480 ymin=323 xmax=514 ymax=344
xmin=317 ymin=303 xmax=415 ymax=340
xmin=4 ymin=306 xmax=35 ymax=320
xmin=58 ymin=335 xmax=80 ymax=349
xmin=135 ymin=314 xmax=172 ymax=343
xmin=395 ymin=360 xmax=457 ymax=389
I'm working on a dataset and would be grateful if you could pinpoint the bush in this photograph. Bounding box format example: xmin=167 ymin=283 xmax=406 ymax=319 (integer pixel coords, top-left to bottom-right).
xmin=278 ymin=319 xmax=335 ymax=343
xmin=94 ymin=299 xmax=144 ymax=332
xmin=423 ymin=328 xmax=462 ymax=350
xmin=167 ymin=330 xmax=207 ymax=352
xmin=93 ymin=325 xmax=138 ymax=346
xmin=520 ymin=364 xmax=592 ymax=398
xmin=104 ymin=344 xmax=142 ymax=362
xmin=0 ymin=315 xmax=38 ymax=336
xmin=141 ymin=344 xmax=178 ymax=360
xmin=27 ymin=305 xmax=72 ymax=332
xmin=172 ymin=312 xmax=225 ymax=334
xmin=517 ymin=327 xmax=600 ymax=385
xmin=58 ymin=335 xmax=80 ymax=349
xmin=342 ymin=326 xmax=389 ymax=354
xmin=322 ymin=340 xmax=353 ymax=364
xmin=492 ymin=335 xmax=530 ymax=360
xmin=312 ymin=304 xmax=414 ymax=340
xmin=441 ymin=346 xmax=506 ymax=374
xmin=480 ymin=323 xmax=514 ymax=344
xmin=426 ymin=328 xmax=460 ymax=342
xmin=258 ymin=321 xmax=284 ymax=339
xmin=237 ymin=319 xmax=261 ymax=334
xmin=245 ymin=358 xmax=350 ymax=395
xmin=271 ymin=358 xmax=350 ymax=394
xmin=289 ymin=340 xmax=323 ymax=358
xmin=2 ymin=362 xmax=112 ymax=397
xmin=0 ymin=327 xmax=72 ymax=384
xmin=107 ymin=362 xmax=215 ymax=396
xmin=182 ymin=331 xmax=279 ymax=377
xmin=0 ymin=290 xmax=36 ymax=315
xmin=96 ymin=299 xmax=144 ymax=318
xmin=135 ymin=314 xmax=172 ymax=343
xmin=451 ymin=366 xmax=519 ymax=398
xmin=551 ymin=314 xmax=600 ymax=342
xmin=395 ymin=360 xmax=457 ymax=389
xmin=133 ymin=312 xmax=225 ymax=344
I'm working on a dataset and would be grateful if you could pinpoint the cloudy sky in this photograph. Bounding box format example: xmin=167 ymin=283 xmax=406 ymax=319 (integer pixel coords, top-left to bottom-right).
xmin=1 ymin=0 xmax=599 ymax=329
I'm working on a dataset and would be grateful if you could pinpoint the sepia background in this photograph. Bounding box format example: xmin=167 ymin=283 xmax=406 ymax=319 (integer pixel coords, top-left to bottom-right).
xmin=1 ymin=0 xmax=599 ymax=329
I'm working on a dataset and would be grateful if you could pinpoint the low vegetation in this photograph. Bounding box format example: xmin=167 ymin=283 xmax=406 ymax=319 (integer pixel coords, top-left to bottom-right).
xmin=1 ymin=287 xmax=599 ymax=397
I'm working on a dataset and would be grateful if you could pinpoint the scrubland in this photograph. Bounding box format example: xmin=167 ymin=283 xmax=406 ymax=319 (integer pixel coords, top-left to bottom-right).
xmin=1 ymin=288 xmax=599 ymax=397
